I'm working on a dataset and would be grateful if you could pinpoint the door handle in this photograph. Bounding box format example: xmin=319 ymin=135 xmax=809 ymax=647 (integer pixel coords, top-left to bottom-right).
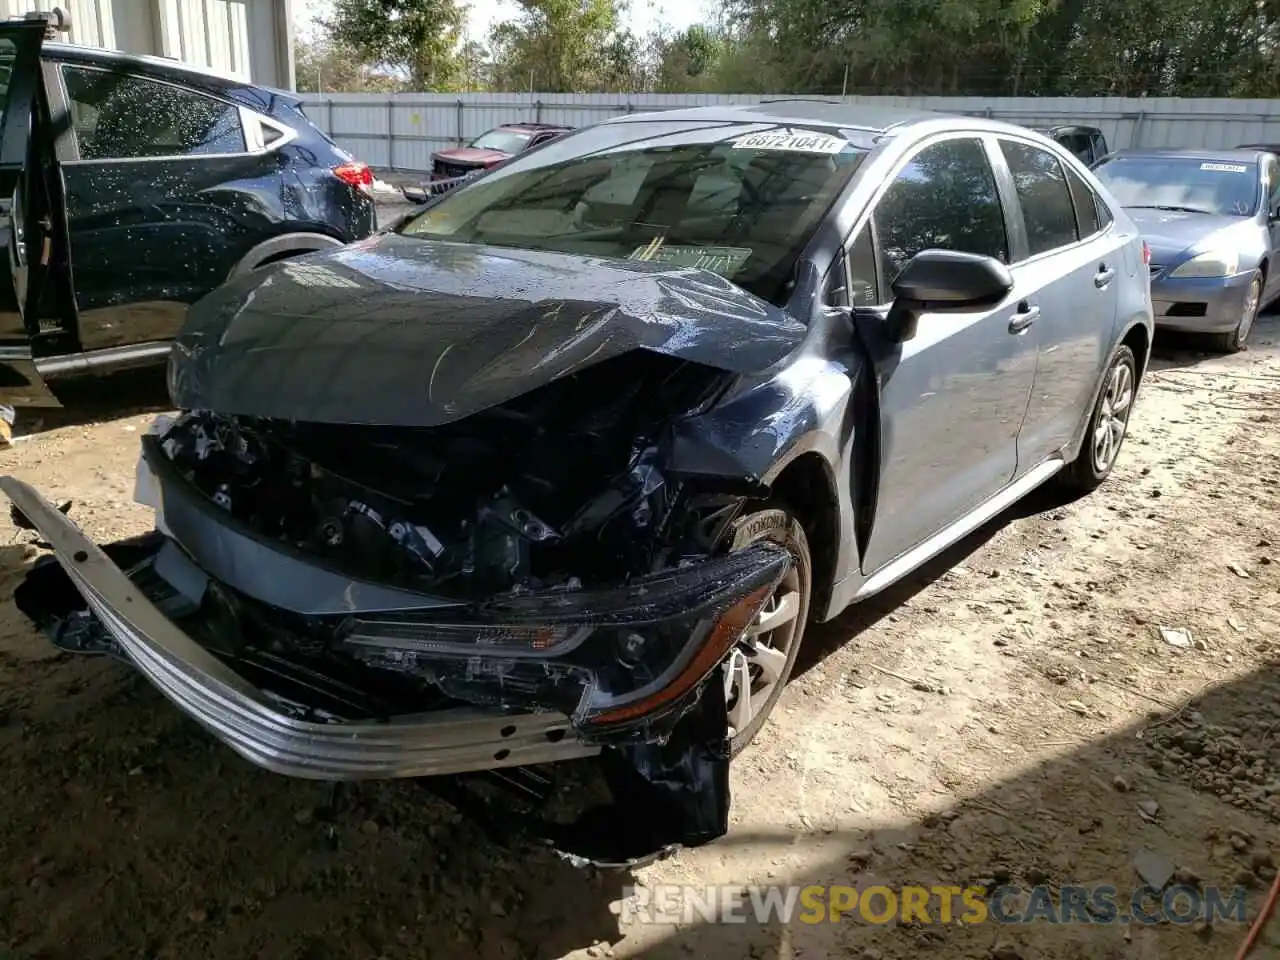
xmin=1009 ymin=304 xmax=1040 ymax=334
xmin=1095 ymin=266 xmax=1116 ymax=288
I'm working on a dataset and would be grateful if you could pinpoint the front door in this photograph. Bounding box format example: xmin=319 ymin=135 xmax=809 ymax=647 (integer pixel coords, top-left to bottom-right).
xmin=49 ymin=61 xmax=278 ymax=352
xmin=851 ymin=136 xmax=1039 ymax=575
xmin=0 ymin=16 xmax=60 ymax=407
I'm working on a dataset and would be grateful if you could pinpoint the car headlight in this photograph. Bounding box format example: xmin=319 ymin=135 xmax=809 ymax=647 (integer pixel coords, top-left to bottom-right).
xmin=1167 ymin=249 xmax=1240 ymax=279
xmin=338 ymin=542 xmax=792 ymax=738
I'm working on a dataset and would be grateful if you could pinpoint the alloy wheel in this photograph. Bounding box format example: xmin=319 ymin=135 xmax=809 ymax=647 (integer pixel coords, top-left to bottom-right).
xmin=1092 ymin=358 xmax=1134 ymax=474
xmin=1238 ymin=276 xmax=1262 ymax=346
xmin=723 ymin=564 xmax=803 ymax=738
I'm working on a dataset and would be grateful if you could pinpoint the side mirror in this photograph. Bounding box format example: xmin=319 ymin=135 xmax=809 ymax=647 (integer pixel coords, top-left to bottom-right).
xmin=886 ymin=249 xmax=1014 ymax=341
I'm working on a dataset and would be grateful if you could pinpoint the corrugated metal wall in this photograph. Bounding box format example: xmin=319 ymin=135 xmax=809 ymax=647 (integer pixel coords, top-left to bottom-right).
xmin=2 ymin=0 xmax=282 ymax=86
xmin=297 ymin=91 xmax=1280 ymax=170
xmin=0 ymin=0 xmax=115 ymax=47
xmin=157 ymin=0 xmax=250 ymax=80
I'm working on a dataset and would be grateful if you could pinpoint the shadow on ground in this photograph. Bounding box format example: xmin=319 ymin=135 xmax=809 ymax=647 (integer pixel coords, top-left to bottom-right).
xmin=0 ymin=474 xmax=1127 ymax=960
xmin=7 ymin=368 xmax=170 ymax=441
xmin=610 ymin=658 xmax=1279 ymax=960
xmin=1148 ymin=308 xmax=1280 ymax=372
xmin=0 ymin=313 xmax=1275 ymax=960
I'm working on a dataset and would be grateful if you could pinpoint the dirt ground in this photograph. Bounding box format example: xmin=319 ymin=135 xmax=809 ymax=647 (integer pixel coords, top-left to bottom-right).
xmin=0 ymin=317 xmax=1278 ymax=960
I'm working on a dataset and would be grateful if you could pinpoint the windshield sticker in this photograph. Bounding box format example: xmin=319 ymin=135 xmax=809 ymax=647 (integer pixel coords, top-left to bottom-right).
xmin=730 ymin=129 xmax=847 ymax=154
xmin=628 ymin=244 xmax=753 ymax=275
xmin=1200 ymin=162 xmax=1250 ymax=173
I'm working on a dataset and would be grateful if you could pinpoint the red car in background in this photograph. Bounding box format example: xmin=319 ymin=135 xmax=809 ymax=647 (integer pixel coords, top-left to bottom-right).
xmin=430 ymin=122 xmax=573 ymax=180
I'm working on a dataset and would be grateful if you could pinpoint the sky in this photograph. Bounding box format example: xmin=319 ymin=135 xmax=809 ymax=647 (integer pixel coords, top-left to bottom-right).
xmin=293 ymin=0 xmax=716 ymax=44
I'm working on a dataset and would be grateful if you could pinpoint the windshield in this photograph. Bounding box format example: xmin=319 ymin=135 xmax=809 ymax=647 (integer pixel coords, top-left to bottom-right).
xmin=401 ymin=121 xmax=867 ymax=304
xmin=1093 ymin=156 xmax=1260 ymax=217
xmin=470 ymin=129 xmax=534 ymax=154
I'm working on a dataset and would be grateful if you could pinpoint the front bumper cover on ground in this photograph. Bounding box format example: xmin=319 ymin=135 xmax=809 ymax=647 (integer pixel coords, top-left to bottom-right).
xmin=0 ymin=476 xmax=602 ymax=779
xmin=1 ymin=475 xmax=787 ymax=867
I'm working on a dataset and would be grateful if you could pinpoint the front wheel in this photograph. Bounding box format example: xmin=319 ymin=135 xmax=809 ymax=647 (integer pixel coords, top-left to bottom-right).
xmin=723 ymin=507 xmax=812 ymax=756
xmin=1059 ymin=344 xmax=1137 ymax=493
xmin=1208 ymin=270 xmax=1263 ymax=353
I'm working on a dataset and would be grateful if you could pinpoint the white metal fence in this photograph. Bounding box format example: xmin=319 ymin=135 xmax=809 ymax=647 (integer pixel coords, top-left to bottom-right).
xmin=297 ymin=91 xmax=1280 ymax=172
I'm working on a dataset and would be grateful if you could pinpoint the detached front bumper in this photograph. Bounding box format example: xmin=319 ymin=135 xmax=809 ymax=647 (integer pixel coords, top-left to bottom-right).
xmin=0 ymin=477 xmax=601 ymax=780
xmin=1150 ymin=269 xmax=1255 ymax=333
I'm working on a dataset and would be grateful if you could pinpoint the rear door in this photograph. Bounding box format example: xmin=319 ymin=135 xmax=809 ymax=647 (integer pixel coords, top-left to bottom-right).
xmin=995 ymin=136 xmax=1122 ymax=469
xmin=49 ymin=61 xmax=279 ymax=352
xmin=0 ymin=17 xmax=60 ymax=407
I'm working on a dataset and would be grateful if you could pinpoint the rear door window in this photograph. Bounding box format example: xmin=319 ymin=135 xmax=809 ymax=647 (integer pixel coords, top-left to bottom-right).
xmin=999 ymin=140 xmax=1080 ymax=257
xmin=61 ymin=65 xmax=246 ymax=160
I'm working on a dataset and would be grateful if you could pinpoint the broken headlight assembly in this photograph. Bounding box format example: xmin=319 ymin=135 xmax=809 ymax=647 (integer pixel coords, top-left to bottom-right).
xmin=339 ymin=542 xmax=791 ymax=739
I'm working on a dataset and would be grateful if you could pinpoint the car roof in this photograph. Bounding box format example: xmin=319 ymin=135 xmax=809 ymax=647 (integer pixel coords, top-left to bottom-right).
xmin=42 ymin=41 xmax=297 ymax=104
xmin=1038 ymin=124 xmax=1104 ymax=135
xmin=499 ymin=122 xmax=572 ymax=132
xmin=1106 ymin=147 xmax=1264 ymax=163
xmin=605 ymin=100 xmax=944 ymax=134
xmin=600 ymin=100 xmax=1080 ymax=148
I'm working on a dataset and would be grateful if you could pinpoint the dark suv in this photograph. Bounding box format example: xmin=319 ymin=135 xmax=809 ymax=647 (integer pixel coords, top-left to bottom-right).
xmin=1037 ymin=125 xmax=1109 ymax=167
xmin=0 ymin=16 xmax=376 ymax=408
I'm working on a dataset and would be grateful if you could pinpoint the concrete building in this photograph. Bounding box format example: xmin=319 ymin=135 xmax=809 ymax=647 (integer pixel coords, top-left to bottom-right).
xmin=0 ymin=0 xmax=294 ymax=89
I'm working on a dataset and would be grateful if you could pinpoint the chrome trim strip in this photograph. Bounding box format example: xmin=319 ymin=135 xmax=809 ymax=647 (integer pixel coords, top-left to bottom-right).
xmin=0 ymin=477 xmax=599 ymax=780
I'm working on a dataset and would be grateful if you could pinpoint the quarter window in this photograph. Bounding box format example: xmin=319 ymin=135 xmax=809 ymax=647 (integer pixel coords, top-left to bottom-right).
xmin=873 ymin=138 xmax=1009 ymax=286
xmin=1095 ymin=196 xmax=1114 ymax=228
xmin=1000 ymin=140 xmax=1079 ymax=257
xmin=62 ymin=65 xmax=245 ymax=161
xmin=1064 ymin=165 xmax=1102 ymax=238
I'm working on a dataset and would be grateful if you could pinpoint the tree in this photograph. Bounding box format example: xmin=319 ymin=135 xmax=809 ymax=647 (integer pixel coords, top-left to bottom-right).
xmin=293 ymin=36 xmax=403 ymax=92
xmin=488 ymin=0 xmax=637 ymax=92
xmin=325 ymin=0 xmax=468 ymax=91
xmin=652 ymin=24 xmax=728 ymax=91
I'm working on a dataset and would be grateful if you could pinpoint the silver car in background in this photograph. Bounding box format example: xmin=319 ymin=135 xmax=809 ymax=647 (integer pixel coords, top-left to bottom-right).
xmin=1092 ymin=148 xmax=1280 ymax=351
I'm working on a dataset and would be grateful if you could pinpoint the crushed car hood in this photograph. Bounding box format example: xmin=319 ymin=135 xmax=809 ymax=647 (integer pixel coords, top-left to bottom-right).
xmin=168 ymin=235 xmax=807 ymax=427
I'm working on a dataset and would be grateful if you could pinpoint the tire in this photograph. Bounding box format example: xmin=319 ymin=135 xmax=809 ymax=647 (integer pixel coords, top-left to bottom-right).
xmin=1207 ymin=270 xmax=1262 ymax=353
xmin=1059 ymin=344 xmax=1138 ymax=493
xmin=723 ymin=506 xmax=812 ymax=756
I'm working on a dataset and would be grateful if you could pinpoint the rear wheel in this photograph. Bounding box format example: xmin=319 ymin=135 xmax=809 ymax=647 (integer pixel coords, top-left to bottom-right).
xmin=1207 ymin=270 xmax=1262 ymax=353
xmin=1059 ymin=344 xmax=1137 ymax=493
xmin=723 ymin=507 xmax=812 ymax=756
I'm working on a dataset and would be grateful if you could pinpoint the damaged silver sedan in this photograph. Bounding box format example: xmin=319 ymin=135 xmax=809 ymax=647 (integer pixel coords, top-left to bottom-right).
xmin=0 ymin=102 xmax=1154 ymax=866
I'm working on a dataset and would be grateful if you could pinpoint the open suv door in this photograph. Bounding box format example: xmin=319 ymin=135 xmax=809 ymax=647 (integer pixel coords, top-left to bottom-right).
xmin=0 ymin=15 xmax=60 ymax=407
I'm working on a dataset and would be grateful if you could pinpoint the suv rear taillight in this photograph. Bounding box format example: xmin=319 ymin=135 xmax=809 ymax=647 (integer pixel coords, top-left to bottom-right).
xmin=1141 ymin=240 xmax=1151 ymax=265
xmin=334 ymin=161 xmax=373 ymax=193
